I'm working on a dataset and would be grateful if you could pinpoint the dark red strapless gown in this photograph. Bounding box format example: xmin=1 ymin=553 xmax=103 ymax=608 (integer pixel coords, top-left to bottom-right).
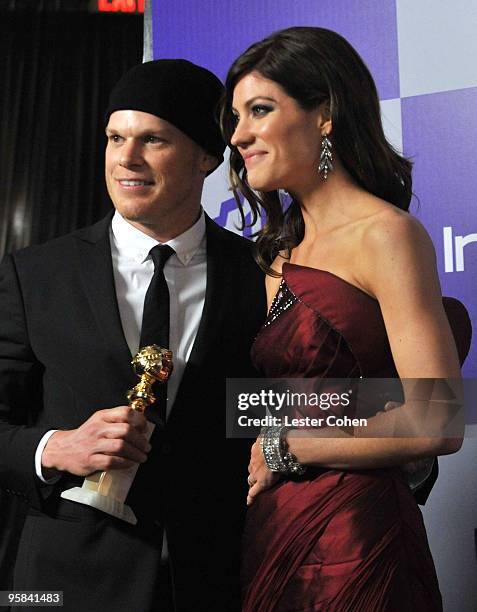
xmin=242 ymin=263 xmax=463 ymax=612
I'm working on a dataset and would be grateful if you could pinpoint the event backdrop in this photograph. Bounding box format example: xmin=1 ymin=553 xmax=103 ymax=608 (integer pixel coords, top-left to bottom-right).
xmin=152 ymin=0 xmax=476 ymax=379
xmin=149 ymin=1 xmax=477 ymax=609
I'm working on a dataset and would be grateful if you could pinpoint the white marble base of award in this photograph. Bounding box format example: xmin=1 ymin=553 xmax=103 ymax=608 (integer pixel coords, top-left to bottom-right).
xmin=60 ymin=345 xmax=172 ymax=525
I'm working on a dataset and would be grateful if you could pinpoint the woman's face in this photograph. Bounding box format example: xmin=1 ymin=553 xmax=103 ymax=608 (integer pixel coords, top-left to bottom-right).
xmin=231 ymin=71 xmax=324 ymax=194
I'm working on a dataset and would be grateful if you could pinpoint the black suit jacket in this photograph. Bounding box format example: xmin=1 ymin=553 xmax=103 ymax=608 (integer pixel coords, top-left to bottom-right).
xmin=0 ymin=213 xmax=266 ymax=612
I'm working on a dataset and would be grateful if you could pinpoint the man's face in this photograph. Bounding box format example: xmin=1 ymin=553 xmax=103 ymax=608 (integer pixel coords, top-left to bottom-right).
xmin=105 ymin=110 xmax=215 ymax=237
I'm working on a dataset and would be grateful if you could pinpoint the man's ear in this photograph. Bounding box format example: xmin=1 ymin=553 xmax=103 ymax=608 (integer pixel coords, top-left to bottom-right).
xmin=199 ymin=153 xmax=219 ymax=175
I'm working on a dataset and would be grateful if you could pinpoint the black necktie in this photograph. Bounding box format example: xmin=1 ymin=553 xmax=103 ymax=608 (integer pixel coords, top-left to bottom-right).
xmin=139 ymin=244 xmax=175 ymax=423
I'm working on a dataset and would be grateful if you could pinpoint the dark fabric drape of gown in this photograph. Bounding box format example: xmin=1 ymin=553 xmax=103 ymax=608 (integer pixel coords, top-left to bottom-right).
xmin=242 ymin=263 xmax=471 ymax=612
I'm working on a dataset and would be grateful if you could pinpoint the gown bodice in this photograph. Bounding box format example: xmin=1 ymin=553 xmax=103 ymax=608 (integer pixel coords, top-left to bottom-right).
xmin=252 ymin=262 xmax=469 ymax=381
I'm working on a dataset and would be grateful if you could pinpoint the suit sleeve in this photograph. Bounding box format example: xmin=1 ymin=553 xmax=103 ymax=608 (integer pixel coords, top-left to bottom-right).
xmin=0 ymin=254 xmax=53 ymax=508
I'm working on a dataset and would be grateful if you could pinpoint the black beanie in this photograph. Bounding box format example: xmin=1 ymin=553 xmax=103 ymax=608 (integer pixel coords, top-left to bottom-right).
xmin=105 ymin=59 xmax=226 ymax=167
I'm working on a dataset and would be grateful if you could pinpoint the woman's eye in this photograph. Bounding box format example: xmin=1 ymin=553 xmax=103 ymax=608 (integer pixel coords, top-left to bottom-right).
xmin=251 ymin=104 xmax=272 ymax=117
xmin=109 ymin=134 xmax=122 ymax=143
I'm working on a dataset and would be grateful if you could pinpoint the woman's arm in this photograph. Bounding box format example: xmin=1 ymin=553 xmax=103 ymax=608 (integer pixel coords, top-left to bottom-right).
xmin=247 ymin=211 xmax=463 ymax=503
xmin=291 ymin=212 xmax=462 ymax=459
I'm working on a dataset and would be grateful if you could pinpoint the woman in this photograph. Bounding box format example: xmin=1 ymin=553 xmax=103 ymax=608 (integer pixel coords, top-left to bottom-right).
xmin=220 ymin=27 xmax=469 ymax=611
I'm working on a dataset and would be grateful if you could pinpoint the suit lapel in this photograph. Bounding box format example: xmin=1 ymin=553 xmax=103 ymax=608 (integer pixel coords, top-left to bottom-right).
xmin=175 ymin=216 xmax=230 ymax=394
xmin=73 ymin=213 xmax=134 ymax=383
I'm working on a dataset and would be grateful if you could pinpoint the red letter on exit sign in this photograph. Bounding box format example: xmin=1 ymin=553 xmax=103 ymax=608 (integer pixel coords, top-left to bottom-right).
xmin=98 ymin=0 xmax=144 ymax=13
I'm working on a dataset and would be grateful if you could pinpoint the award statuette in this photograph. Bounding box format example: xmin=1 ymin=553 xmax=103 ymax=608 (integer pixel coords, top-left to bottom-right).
xmin=61 ymin=345 xmax=173 ymax=525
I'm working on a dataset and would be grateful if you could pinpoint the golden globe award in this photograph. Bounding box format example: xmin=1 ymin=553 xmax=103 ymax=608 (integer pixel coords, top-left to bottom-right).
xmin=61 ymin=345 xmax=173 ymax=524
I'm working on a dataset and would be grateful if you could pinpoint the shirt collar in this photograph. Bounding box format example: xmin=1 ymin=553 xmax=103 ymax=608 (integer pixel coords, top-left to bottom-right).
xmin=111 ymin=209 xmax=206 ymax=266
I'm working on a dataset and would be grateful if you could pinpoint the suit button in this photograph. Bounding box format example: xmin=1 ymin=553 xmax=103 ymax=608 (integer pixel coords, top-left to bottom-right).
xmin=161 ymin=442 xmax=172 ymax=455
xmin=153 ymin=519 xmax=162 ymax=528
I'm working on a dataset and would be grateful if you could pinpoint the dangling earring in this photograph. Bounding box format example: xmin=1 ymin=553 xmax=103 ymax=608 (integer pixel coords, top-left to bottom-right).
xmin=319 ymin=133 xmax=333 ymax=180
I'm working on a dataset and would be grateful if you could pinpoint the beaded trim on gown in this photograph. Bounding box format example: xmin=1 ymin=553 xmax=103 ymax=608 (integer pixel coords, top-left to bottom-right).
xmin=242 ymin=263 xmax=470 ymax=612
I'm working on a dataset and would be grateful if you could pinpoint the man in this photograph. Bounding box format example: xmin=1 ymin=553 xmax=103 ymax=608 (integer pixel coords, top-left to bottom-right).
xmin=0 ymin=60 xmax=265 ymax=611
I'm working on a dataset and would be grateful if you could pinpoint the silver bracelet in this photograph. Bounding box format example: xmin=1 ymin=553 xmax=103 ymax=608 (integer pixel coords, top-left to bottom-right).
xmin=260 ymin=425 xmax=306 ymax=476
xmin=260 ymin=425 xmax=287 ymax=472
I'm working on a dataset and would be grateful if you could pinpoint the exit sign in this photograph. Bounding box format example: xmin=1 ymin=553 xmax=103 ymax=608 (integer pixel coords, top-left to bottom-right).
xmin=97 ymin=0 xmax=144 ymax=12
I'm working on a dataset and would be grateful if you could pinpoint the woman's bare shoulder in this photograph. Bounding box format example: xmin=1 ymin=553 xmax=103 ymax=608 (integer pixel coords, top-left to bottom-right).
xmin=269 ymin=250 xmax=289 ymax=275
xmin=345 ymin=196 xmax=438 ymax=300
xmin=361 ymin=203 xmax=434 ymax=259
xmin=265 ymin=251 xmax=289 ymax=307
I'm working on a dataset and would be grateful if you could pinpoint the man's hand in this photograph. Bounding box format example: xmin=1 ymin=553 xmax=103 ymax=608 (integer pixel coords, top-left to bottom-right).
xmin=246 ymin=438 xmax=280 ymax=506
xmin=41 ymin=406 xmax=151 ymax=476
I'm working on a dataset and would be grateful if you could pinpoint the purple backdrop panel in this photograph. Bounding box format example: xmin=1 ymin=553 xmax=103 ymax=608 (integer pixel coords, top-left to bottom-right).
xmin=402 ymin=87 xmax=477 ymax=377
xmin=152 ymin=0 xmax=399 ymax=100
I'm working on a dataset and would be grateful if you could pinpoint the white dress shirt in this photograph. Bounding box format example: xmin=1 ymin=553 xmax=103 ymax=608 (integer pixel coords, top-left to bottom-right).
xmin=35 ymin=209 xmax=207 ymax=481
xmin=110 ymin=209 xmax=207 ymax=412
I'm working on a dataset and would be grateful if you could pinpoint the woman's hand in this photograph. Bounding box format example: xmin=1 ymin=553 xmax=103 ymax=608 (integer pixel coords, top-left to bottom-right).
xmin=246 ymin=438 xmax=281 ymax=506
xmin=382 ymin=401 xmax=434 ymax=479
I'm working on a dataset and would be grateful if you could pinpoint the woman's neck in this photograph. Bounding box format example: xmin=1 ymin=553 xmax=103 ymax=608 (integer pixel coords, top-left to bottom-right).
xmin=292 ymin=166 xmax=365 ymax=240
